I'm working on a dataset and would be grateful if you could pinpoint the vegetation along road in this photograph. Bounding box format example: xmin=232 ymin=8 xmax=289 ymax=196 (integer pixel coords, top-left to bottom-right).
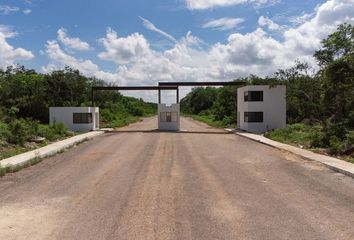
xmin=1 ymin=117 xmax=354 ymax=240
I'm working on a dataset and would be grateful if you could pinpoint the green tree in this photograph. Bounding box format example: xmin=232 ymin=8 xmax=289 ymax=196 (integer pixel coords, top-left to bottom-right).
xmin=274 ymin=62 xmax=322 ymax=123
xmin=314 ymin=23 xmax=354 ymax=125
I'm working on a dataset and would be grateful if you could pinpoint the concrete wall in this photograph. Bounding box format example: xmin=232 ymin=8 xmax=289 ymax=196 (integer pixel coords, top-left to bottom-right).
xmin=158 ymin=104 xmax=180 ymax=131
xmin=49 ymin=107 xmax=99 ymax=132
xmin=237 ymin=85 xmax=286 ymax=133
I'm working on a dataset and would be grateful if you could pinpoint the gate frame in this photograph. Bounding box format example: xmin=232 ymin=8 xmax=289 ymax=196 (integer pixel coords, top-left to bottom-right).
xmin=91 ymin=81 xmax=246 ymax=106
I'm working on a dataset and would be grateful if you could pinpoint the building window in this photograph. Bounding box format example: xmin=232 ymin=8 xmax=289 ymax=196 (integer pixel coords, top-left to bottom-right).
xmin=73 ymin=113 xmax=92 ymax=124
xmin=244 ymin=91 xmax=263 ymax=102
xmin=244 ymin=112 xmax=263 ymax=123
xmin=160 ymin=112 xmax=177 ymax=122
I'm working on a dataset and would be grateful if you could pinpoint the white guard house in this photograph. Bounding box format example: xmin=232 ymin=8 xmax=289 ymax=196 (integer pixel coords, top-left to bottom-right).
xmin=158 ymin=104 xmax=180 ymax=131
xmin=49 ymin=107 xmax=99 ymax=132
xmin=237 ymin=85 xmax=286 ymax=133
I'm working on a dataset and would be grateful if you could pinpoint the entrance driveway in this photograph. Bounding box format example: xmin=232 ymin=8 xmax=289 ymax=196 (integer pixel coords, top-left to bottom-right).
xmin=1 ymin=117 xmax=354 ymax=239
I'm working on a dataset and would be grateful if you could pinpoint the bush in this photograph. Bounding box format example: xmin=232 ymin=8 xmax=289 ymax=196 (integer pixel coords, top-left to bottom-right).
xmin=329 ymin=136 xmax=345 ymax=154
xmin=266 ymin=123 xmax=323 ymax=148
xmin=310 ymin=130 xmax=325 ymax=148
xmin=37 ymin=125 xmax=57 ymax=141
xmin=37 ymin=123 xmax=68 ymax=141
xmin=0 ymin=122 xmax=10 ymax=145
xmin=128 ymin=107 xmax=144 ymax=117
xmin=51 ymin=122 xmax=67 ymax=135
xmin=333 ymin=131 xmax=354 ymax=155
xmin=26 ymin=120 xmax=40 ymax=138
xmin=221 ymin=116 xmax=236 ymax=127
xmin=7 ymin=119 xmax=29 ymax=145
xmin=323 ymin=120 xmax=347 ymax=144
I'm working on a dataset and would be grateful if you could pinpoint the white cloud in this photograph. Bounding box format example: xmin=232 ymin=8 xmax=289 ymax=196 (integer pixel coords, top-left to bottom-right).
xmin=208 ymin=28 xmax=284 ymax=78
xmin=139 ymin=17 xmax=177 ymax=43
xmin=0 ymin=25 xmax=18 ymax=38
xmin=57 ymin=28 xmax=91 ymax=51
xmin=43 ymin=40 xmax=121 ymax=82
xmin=186 ymin=0 xmax=245 ymax=10
xmin=210 ymin=0 xmax=354 ymax=77
xmin=185 ymin=0 xmax=279 ymax=10
xmin=44 ymin=30 xmax=207 ymax=102
xmin=252 ymin=0 xmax=281 ymax=9
xmin=258 ymin=16 xmax=280 ymax=30
xmin=23 ymin=9 xmax=32 ymax=14
xmin=42 ymin=0 xmax=354 ymax=103
xmin=98 ymin=28 xmax=151 ymax=65
xmin=203 ymin=17 xmax=245 ymax=31
xmin=0 ymin=32 xmax=34 ymax=68
xmin=0 ymin=5 xmax=20 ymax=15
xmin=283 ymin=0 xmax=354 ymax=59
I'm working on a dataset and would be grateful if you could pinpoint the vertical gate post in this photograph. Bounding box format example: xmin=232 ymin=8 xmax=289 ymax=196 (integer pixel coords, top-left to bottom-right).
xmin=158 ymin=89 xmax=161 ymax=104
xmin=176 ymin=87 xmax=179 ymax=104
xmin=91 ymin=88 xmax=94 ymax=107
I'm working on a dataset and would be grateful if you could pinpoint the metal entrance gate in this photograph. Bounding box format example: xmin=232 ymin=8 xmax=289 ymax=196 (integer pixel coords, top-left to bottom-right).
xmin=91 ymin=81 xmax=245 ymax=131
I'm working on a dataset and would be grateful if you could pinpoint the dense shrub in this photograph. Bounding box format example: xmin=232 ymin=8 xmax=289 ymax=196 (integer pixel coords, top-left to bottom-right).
xmin=0 ymin=122 xmax=10 ymax=143
xmin=0 ymin=119 xmax=69 ymax=145
xmin=265 ymin=124 xmax=323 ymax=148
xmin=37 ymin=124 xmax=58 ymax=141
xmin=329 ymin=131 xmax=354 ymax=155
xmin=310 ymin=130 xmax=325 ymax=148
xmin=37 ymin=122 xmax=68 ymax=141
xmin=7 ymin=119 xmax=29 ymax=145
xmin=51 ymin=122 xmax=67 ymax=136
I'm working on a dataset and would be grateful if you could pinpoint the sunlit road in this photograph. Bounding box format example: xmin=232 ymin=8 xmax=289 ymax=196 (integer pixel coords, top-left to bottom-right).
xmin=1 ymin=117 xmax=354 ymax=240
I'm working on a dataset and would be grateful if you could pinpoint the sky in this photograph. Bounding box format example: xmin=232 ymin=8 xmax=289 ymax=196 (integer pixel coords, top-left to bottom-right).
xmin=1 ymin=0 xmax=354 ymax=103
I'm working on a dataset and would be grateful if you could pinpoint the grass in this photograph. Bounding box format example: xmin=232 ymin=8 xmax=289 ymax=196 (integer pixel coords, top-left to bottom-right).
xmin=265 ymin=124 xmax=354 ymax=163
xmin=0 ymin=157 xmax=42 ymax=177
xmin=0 ymin=142 xmax=47 ymax=160
xmin=187 ymin=117 xmax=354 ymax=164
xmin=0 ymin=137 xmax=91 ymax=177
xmin=183 ymin=114 xmax=236 ymax=129
xmin=0 ymin=132 xmax=77 ymax=161
xmin=342 ymin=156 xmax=354 ymax=164
xmin=265 ymin=123 xmax=322 ymax=148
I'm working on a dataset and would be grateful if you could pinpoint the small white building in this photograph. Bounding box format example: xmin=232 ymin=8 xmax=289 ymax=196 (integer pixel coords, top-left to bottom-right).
xmin=49 ymin=107 xmax=99 ymax=132
xmin=158 ymin=104 xmax=180 ymax=131
xmin=237 ymin=85 xmax=286 ymax=133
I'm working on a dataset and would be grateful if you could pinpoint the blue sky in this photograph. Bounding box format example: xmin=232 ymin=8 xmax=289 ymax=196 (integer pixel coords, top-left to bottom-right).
xmin=1 ymin=0 xmax=353 ymax=102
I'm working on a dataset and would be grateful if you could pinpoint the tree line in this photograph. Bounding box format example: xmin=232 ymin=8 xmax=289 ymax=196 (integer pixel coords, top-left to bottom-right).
xmin=0 ymin=66 xmax=156 ymax=125
xmin=0 ymin=66 xmax=156 ymax=148
xmin=0 ymin=23 xmax=352 ymax=155
xmin=181 ymin=23 xmax=353 ymax=155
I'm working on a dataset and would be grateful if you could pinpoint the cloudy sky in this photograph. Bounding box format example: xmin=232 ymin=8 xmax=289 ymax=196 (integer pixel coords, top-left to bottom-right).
xmin=1 ymin=0 xmax=353 ymax=102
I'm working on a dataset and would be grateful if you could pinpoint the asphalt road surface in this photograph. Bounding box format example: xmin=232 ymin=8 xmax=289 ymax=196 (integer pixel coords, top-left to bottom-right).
xmin=1 ymin=117 xmax=354 ymax=240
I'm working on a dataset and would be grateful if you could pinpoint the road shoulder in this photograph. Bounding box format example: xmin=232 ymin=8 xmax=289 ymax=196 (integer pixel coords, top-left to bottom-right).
xmin=0 ymin=131 xmax=106 ymax=172
xmin=226 ymin=129 xmax=354 ymax=178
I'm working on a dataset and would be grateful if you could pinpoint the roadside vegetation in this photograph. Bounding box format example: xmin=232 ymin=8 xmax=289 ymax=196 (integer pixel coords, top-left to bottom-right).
xmin=181 ymin=86 xmax=237 ymax=128
xmin=183 ymin=114 xmax=234 ymax=129
xmin=181 ymin=23 xmax=354 ymax=162
xmin=0 ymin=23 xmax=352 ymax=164
xmin=0 ymin=66 xmax=156 ymax=161
xmin=265 ymin=124 xmax=354 ymax=163
xmin=0 ymin=120 xmax=71 ymax=160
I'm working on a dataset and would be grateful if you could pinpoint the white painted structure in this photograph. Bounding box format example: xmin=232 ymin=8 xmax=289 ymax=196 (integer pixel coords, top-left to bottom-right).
xmin=237 ymin=85 xmax=286 ymax=133
xmin=49 ymin=107 xmax=99 ymax=132
xmin=158 ymin=104 xmax=180 ymax=131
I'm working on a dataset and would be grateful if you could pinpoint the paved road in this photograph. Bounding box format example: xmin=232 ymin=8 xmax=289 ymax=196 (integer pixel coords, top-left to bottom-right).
xmin=1 ymin=117 xmax=354 ymax=240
